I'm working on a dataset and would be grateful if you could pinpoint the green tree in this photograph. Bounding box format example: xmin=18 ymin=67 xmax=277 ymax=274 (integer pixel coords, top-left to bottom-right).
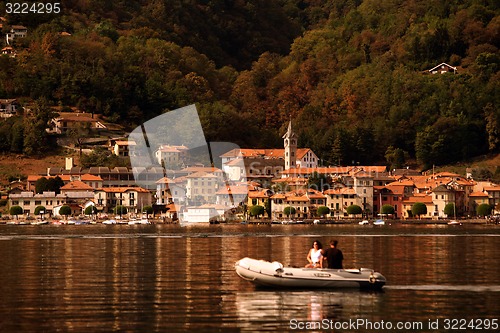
xmin=264 ymin=199 xmax=271 ymax=218
xmin=385 ymin=146 xmax=408 ymax=170
xmin=444 ymin=203 xmax=456 ymax=217
xmin=34 ymin=205 xmax=46 ymax=215
xmin=114 ymin=205 xmax=128 ymax=215
xmin=84 ymin=205 xmax=97 ymax=216
xmin=411 ymin=202 xmax=427 ymax=219
xmin=250 ymin=205 xmax=265 ymax=218
xmin=47 ymin=176 xmax=65 ymax=194
xmin=59 ymin=205 xmax=72 ymax=217
xmin=381 ymin=204 xmax=395 ymax=215
xmin=142 ymin=205 xmax=154 ymax=218
xmin=35 ymin=177 xmax=50 ymax=194
xmin=477 ymin=203 xmax=492 ymax=217
xmin=284 ymin=206 xmax=296 ymax=217
xmin=23 ymin=98 xmax=55 ymax=156
xmin=346 ymin=204 xmax=362 ymax=216
xmin=68 ymin=122 xmax=91 ymax=157
xmin=10 ymin=205 xmax=23 ymax=219
xmin=317 ymin=206 xmax=330 ymax=217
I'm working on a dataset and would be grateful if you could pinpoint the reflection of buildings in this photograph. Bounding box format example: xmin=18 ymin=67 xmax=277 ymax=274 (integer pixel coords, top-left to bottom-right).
xmin=3 ymin=231 xmax=500 ymax=332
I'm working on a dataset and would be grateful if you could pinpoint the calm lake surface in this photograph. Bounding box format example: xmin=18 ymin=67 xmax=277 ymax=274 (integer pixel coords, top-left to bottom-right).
xmin=1 ymin=223 xmax=499 ymax=332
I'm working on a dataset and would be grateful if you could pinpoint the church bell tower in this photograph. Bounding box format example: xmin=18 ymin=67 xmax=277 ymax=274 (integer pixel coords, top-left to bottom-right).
xmin=283 ymin=120 xmax=297 ymax=170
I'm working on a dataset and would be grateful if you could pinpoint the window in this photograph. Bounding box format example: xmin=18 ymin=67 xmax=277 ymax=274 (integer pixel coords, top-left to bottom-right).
xmin=35 ymin=201 xmax=41 ymax=205
xmin=23 ymin=201 xmax=30 ymax=206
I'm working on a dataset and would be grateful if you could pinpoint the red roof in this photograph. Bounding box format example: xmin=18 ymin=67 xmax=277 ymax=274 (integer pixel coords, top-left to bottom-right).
xmin=60 ymin=180 xmax=94 ymax=190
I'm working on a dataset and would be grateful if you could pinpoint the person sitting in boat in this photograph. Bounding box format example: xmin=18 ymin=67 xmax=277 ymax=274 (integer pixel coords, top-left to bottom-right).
xmin=323 ymin=239 xmax=344 ymax=269
xmin=305 ymin=240 xmax=323 ymax=268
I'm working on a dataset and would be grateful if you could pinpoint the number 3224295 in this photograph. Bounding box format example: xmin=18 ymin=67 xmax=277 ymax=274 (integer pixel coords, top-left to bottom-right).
xmin=6 ymin=2 xmax=61 ymax=14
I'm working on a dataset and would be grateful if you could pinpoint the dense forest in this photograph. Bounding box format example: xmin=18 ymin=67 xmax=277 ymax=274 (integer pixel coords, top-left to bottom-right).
xmin=0 ymin=0 xmax=498 ymax=170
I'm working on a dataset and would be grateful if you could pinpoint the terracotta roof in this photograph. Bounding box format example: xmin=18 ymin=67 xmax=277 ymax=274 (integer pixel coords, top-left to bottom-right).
xmin=484 ymin=186 xmax=500 ymax=192
xmin=402 ymin=195 xmax=433 ymax=204
xmin=469 ymin=191 xmax=488 ymax=197
xmin=80 ymin=174 xmax=103 ymax=181
xmin=305 ymin=189 xmax=326 ymax=199
xmin=286 ymin=194 xmax=309 ymax=202
xmin=352 ymin=166 xmax=387 ymax=173
xmin=215 ymin=186 xmax=249 ymax=195
xmin=97 ymin=187 xmax=150 ymax=193
xmin=186 ymin=171 xmax=220 ymax=179
xmin=156 ymin=177 xmax=174 ymax=184
xmin=115 ymin=141 xmax=136 ymax=146
xmin=280 ymin=167 xmax=352 ymax=175
xmin=27 ymin=175 xmax=71 ymax=182
xmin=220 ymin=148 xmax=315 ymax=160
xmin=323 ymin=188 xmax=356 ymax=195
xmin=248 ymin=189 xmax=272 ymax=198
xmin=60 ymin=180 xmax=94 ymax=190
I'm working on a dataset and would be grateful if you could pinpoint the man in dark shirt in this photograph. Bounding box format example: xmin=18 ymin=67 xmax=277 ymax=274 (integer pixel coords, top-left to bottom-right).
xmin=323 ymin=240 xmax=344 ymax=269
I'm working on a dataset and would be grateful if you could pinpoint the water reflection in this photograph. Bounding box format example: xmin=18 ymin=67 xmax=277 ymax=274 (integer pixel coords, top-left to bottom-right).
xmin=234 ymin=290 xmax=384 ymax=331
xmin=0 ymin=224 xmax=500 ymax=332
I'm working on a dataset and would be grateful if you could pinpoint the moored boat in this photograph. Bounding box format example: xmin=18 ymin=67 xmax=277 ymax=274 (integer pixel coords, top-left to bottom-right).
xmin=235 ymin=257 xmax=386 ymax=289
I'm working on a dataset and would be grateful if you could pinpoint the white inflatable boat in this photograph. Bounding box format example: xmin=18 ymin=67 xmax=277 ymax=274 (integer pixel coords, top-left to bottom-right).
xmin=235 ymin=257 xmax=386 ymax=290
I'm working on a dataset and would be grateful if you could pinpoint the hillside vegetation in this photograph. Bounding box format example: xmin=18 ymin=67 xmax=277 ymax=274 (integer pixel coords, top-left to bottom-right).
xmin=0 ymin=0 xmax=498 ymax=170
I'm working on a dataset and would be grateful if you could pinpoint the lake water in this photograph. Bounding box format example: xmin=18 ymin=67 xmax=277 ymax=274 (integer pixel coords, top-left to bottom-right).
xmin=1 ymin=223 xmax=499 ymax=332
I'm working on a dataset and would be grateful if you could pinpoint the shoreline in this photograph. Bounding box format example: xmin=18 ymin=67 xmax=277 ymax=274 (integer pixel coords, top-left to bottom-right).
xmin=0 ymin=218 xmax=497 ymax=226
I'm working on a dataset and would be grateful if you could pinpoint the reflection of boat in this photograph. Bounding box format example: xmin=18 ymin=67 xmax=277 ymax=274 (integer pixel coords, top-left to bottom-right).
xmin=373 ymin=219 xmax=385 ymax=226
xmin=233 ymin=290 xmax=383 ymax=330
xmin=235 ymin=257 xmax=386 ymax=289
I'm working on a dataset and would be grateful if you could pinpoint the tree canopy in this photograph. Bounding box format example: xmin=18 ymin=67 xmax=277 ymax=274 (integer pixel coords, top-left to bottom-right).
xmin=347 ymin=204 xmax=362 ymax=215
xmin=411 ymin=202 xmax=427 ymax=219
xmin=0 ymin=1 xmax=497 ymax=168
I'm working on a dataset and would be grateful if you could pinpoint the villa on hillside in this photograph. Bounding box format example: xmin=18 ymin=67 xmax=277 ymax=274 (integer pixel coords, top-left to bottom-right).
xmin=0 ymin=99 xmax=19 ymax=118
xmin=427 ymin=63 xmax=457 ymax=75
xmin=50 ymin=112 xmax=106 ymax=134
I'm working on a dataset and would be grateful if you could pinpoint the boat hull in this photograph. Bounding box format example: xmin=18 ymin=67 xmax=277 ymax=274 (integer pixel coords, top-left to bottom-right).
xmin=235 ymin=257 xmax=385 ymax=290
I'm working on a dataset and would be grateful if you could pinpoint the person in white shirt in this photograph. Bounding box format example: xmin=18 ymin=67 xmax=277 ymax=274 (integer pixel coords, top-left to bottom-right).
xmin=305 ymin=240 xmax=323 ymax=268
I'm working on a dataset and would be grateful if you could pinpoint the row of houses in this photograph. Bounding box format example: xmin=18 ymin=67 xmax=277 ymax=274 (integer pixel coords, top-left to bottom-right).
xmin=246 ymin=169 xmax=500 ymax=220
xmin=6 ymin=160 xmax=500 ymax=220
xmin=5 ymin=119 xmax=498 ymax=221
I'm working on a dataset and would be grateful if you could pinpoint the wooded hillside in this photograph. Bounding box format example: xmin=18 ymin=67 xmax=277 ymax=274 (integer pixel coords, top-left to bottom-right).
xmin=0 ymin=0 xmax=498 ymax=170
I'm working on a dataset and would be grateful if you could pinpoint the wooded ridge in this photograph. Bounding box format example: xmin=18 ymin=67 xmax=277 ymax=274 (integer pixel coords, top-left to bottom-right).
xmin=0 ymin=0 xmax=498 ymax=170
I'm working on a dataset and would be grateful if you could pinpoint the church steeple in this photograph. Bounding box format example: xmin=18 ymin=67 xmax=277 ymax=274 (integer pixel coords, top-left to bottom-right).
xmin=283 ymin=120 xmax=297 ymax=170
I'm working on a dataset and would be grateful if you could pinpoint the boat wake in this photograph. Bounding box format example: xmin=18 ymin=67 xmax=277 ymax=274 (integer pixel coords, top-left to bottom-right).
xmin=386 ymin=285 xmax=500 ymax=292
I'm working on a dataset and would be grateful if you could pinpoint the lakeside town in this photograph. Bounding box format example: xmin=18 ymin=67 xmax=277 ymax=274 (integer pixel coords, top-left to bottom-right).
xmin=1 ymin=118 xmax=499 ymax=225
xmin=0 ymin=17 xmax=498 ymax=225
